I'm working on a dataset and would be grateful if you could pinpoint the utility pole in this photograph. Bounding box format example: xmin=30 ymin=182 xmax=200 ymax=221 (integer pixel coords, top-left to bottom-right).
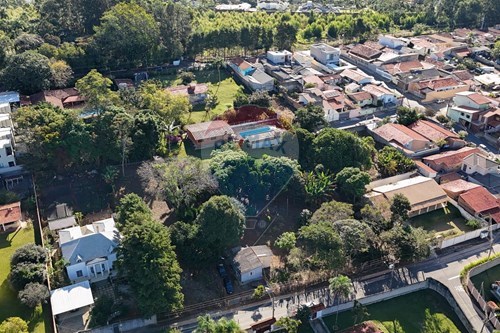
xmin=265 ymin=287 xmax=275 ymax=319
xmin=488 ymin=215 xmax=494 ymax=260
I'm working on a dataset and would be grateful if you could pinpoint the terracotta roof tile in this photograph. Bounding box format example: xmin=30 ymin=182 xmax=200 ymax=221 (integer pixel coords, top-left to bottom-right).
xmin=349 ymin=44 xmax=382 ymax=60
xmin=408 ymin=120 xmax=459 ymax=142
xmin=423 ymin=147 xmax=481 ymax=169
xmin=373 ymin=123 xmax=429 ymax=146
xmin=0 ymin=202 xmax=21 ymax=225
xmin=185 ymin=120 xmax=234 ymax=141
xmin=467 ymin=93 xmax=491 ymax=105
xmin=459 ymin=187 xmax=500 ymax=219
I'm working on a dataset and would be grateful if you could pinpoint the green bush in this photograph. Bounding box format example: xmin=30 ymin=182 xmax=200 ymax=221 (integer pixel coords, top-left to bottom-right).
xmin=253 ymin=285 xmax=265 ymax=299
xmin=460 ymin=252 xmax=500 ymax=281
xmin=466 ymin=219 xmax=481 ymax=230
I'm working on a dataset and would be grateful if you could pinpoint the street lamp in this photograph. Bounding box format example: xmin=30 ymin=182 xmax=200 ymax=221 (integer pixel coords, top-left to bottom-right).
xmin=265 ymin=287 xmax=275 ymax=319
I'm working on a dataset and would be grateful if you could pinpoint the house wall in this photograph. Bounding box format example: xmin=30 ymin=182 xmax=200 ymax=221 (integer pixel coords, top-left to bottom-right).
xmin=324 ymin=108 xmax=339 ymax=122
xmin=311 ymin=45 xmax=340 ymax=66
xmin=0 ymin=144 xmax=15 ymax=169
xmin=187 ymin=132 xmax=231 ymax=150
xmin=378 ymin=36 xmax=406 ymax=49
xmin=67 ymin=262 xmax=87 ymax=282
xmin=462 ymin=155 xmax=499 ymax=175
xmin=447 ymin=138 xmax=466 ymax=149
xmin=408 ymin=198 xmax=448 ymax=217
xmin=240 ymin=267 xmax=263 ymax=284
xmin=0 ymin=103 xmax=11 ymax=114
xmin=453 ymin=95 xmax=490 ymax=110
xmin=422 ymin=86 xmax=470 ymax=103
xmin=447 ymin=107 xmax=475 ymax=124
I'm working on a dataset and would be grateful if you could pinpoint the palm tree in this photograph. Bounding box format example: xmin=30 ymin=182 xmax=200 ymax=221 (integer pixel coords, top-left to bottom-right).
xmin=102 ymin=166 xmax=119 ymax=194
xmin=329 ymin=275 xmax=353 ymax=330
xmin=212 ymin=57 xmax=224 ymax=96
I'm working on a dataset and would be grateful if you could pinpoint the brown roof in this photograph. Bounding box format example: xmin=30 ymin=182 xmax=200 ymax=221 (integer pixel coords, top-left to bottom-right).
xmin=459 ymin=187 xmax=500 ymax=218
xmin=0 ymin=202 xmax=21 ymax=225
xmin=348 ymin=91 xmax=372 ymax=102
xmin=452 ymin=70 xmax=474 ymax=81
xmin=30 ymin=88 xmax=84 ymax=109
xmin=466 ymin=93 xmax=491 ymax=105
xmin=415 ymin=160 xmax=436 ymax=174
xmin=232 ymin=57 xmax=253 ymax=70
xmin=349 ymin=44 xmax=382 ymax=60
xmin=418 ymin=77 xmax=462 ymax=91
xmin=438 ymin=172 xmax=462 ymax=184
xmin=383 ymin=61 xmax=425 ymax=75
xmin=303 ymin=75 xmax=324 ymax=86
xmin=166 ymin=83 xmax=209 ymax=96
xmin=320 ymin=74 xmax=341 ymax=82
xmin=373 ymin=123 xmax=429 ymax=146
xmin=441 ymin=179 xmax=480 ymax=194
xmin=408 ymin=120 xmax=459 ymax=142
xmin=185 ymin=120 xmax=234 ymax=141
xmin=423 ymin=147 xmax=481 ymax=169
xmin=362 ymin=84 xmax=395 ymax=97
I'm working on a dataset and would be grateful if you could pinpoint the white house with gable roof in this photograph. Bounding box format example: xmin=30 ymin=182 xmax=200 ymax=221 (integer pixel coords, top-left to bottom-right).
xmin=59 ymin=217 xmax=120 ymax=283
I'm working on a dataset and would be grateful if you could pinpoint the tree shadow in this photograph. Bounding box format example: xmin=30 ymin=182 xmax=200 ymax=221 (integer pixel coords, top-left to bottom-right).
xmin=0 ymin=232 xmax=12 ymax=249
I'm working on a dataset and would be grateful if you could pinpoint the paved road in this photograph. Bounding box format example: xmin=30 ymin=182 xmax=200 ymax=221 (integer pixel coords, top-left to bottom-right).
xmin=162 ymin=236 xmax=500 ymax=333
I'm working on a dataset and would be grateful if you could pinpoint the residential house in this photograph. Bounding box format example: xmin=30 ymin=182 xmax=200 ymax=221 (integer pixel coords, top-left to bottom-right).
xmin=229 ymin=58 xmax=274 ymax=91
xmin=408 ymin=76 xmax=469 ymax=103
xmin=378 ymin=35 xmax=407 ymax=50
xmin=381 ymin=61 xmax=435 ymax=76
xmin=185 ymin=120 xmax=234 ymax=149
xmin=457 ymin=186 xmax=500 ymax=223
xmin=320 ymin=74 xmax=342 ymax=85
xmin=365 ymin=175 xmax=448 ymax=217
xmin=229 ymin=58 xmax=255 ymax=76
xmin=371 ymin=123 xmax=438 ymax=157
xmin=215 ymin=3 xmax=252 ymax=11
xmin=60 ymin=217 xmax=120 ymax=283
xmin=0 ymin=201 xmax=21 ymax=232
xmin=461 ymin=153 xmax=499 ymax=175
xmin=444 ymin=46 xmax=470 ymax=59
xmin=29 ymin=88 xmax=85 ymax=109
xmin=447 ymin=91 xmax=492 ymax=131
xmin=393 ymin=68 xmax=443 ymax=92
xmin=50 ymin=281 xmax=94 ymax=333
xmin=232 ymin=245 xmax=273 ymax=284
xmin=340 ymin=69 xmax=374 ymax=85
xmin=166 ymin=83 xmax=209 ymax=105
xmin=257 ymin=1 xmax=289 ymax=11
xmin=408 ymin=120 xmax=466 ymax=149
xmin=474 ymin=73 xmax=500 ymax=90
xmin=377 ymin=51 xmax=420 ymax=65
xmin=347 ymin=91 xmax=373 ymax=108
xmin=348 ymin=44 xmax=383 ymax=64
xmin=310 ymin=43 xmax=340 ymax=67
xmin=0 ymin=137 xmax=16 ymax=169
xmin=361 ymin=84 xmax=398 ymax=105
xmin=266 ymin=50 xmax=292 ymax=64
xmin=48 ymin=216 xmax=77 ymax=232
xmin=302 ymin=75 xmax=325 ymax=90
xmin=422 ymin=147 xmax=481 ymax=173
xmin=440 ymin=179 xmax=480 ymax=200
xmin=415 ymin=160 xmax=438 ymax=178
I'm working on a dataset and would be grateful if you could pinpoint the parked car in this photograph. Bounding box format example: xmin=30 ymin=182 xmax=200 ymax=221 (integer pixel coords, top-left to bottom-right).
xmin=217 ymin=264 xmax=227 ymax=278
xmin=224 ymin=277 xmax=234 ymax=295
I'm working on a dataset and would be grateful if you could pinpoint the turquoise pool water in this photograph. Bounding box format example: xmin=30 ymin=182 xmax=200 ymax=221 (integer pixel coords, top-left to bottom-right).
xmin=239 ymin=126 xmax=272 ymax=138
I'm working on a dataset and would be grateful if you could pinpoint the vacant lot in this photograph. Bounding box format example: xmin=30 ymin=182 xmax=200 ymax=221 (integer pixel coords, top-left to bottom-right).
xmin=158 ymin=69 xmax=242 ymax=123
xmin=0 ymin=228 xmax=46 ymax=333
xmin=471 ymin=263 xmax=500 ymax=303
xmin=321 ymin=290 xmax=464 ymax=333
xmin=410 ymin=205 xmax=473 ymax=239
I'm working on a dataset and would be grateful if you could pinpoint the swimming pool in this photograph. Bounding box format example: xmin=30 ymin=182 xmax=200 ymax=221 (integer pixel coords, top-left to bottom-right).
xmin=239 ymin=126 xmax=273 ymax=138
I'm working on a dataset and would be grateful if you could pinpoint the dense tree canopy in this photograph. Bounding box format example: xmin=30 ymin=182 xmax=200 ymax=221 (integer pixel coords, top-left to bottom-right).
xmin=312 ymin=128 xmax=372 ymax=174
xmin=299 ymin=221 xmax=345 ymax=270
xmin=376 ymin=146 xmax=415 ymax=177
xmin=1 ymin=51 xmax=52 ymax=94
xmin=118 ymin=220 xmax=184 ymax=316
xmin=309 ymin=200 xmax=354 ymax=224
xmin=10 ymin=244 xmax=46 ymax=267
xmin=294 ymin=104 xmax=327 ymax=132
xmin=334 ymin=167 xmax=371 ymax=203
xmin=116 ymin=193 xmax=153 ymax=231
xmin=0 ymin=317 xmax=29 ymax=333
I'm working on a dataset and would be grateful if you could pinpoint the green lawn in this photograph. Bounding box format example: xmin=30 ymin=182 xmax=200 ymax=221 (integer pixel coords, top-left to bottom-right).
xmin=471 ymin=263 xmax=500 ymax=303
xmin=410 ymin=205 xmax=472 ymax=239
xmin=321 ymin=290 xmax=465 ymax=333
xmin=156 ymin=69 xmax=242 ymax=123
xmin=0 ymin=227 xmax=46 ymax=333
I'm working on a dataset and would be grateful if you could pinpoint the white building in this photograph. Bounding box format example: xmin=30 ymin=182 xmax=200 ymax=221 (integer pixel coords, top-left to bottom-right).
xmin=378 ymin=35 xmax=407 ymax=49
xmin=266 ymin=50 xmax=292 ymax=64
xmin=461 ymin=153 xmax=499 ymax=175
xmin=60 ymin=217 xmax=120 ymax=283
xmin=232 ymin=245 xmax=273 ymax=284
xmin=310 ymin=43 xmax=340 ymax=66
xmin=51 ymin=281 xmax=94 ymax=332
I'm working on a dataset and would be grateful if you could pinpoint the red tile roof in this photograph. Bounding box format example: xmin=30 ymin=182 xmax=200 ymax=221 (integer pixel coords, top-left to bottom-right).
xmin=459 ymin=187 xmax=500 ymax=220
xmin=441 ymin=179 xmax=480 ymax=194
xmin=423 ymin=147 xmax=481 ymax=169
xmin=415 ymin=160 xmax=436 ymax=174
xmin=438 ymin=172 xmax=462 ymax=184
xmin=0 ymin=202 xmax=21 ymax=225
xmin=466 ymin=93 xmax=491 ymax=105
xmin=349 ymin=44 xmax=382 ymax=60
xmin=348 ymin=91 xmax=372 ymax=102
xmin=418 ymin=77 xmax=462 ymax=91
xmin=373 ymin=123 xmax=429 ymax=146
xmin=232 ymin=57 xmax=253 ymax=70
xmin=408 ymin=120 xmax=459 ymax=142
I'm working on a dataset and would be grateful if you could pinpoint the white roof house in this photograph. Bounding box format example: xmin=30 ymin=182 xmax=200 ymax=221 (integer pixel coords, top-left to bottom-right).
xmin=232 ymin=245 xmax=273 ymax=284
xmin=50 ymin=280 xmax=94 ymax=316
xmin=48 ymin=216 xmax=77 ymax=231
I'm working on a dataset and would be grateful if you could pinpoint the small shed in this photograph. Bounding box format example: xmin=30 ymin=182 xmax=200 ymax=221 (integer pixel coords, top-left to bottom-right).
xmin=232 ymin=245 xmax=273 ymax=284
xmin=51 ymin=281 xmax=94 ymax=332
xmin=0 ymin=201 xmax=21 ymax=232
xmin=48 ymin=216 xmax=77 ymax=231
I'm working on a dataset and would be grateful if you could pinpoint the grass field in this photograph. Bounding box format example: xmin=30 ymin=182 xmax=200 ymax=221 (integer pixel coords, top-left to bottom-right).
xmin=471 ymin=264 xmax=500 ymax=303
xmin=320 ymin=290 xmax=465 ymax=333
xmin=410 ymin=205 xmax=473 ymax=239
xmin=0 ymin=227 xmax=46 ymax=333
xmin=156 ymin=69 xmax=242 ymax=123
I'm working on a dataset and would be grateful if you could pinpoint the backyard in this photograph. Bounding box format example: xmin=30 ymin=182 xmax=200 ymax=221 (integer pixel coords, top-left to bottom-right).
xmin=410 ymin=206 xmax=473 ymax=239
xmin=0 ymin=227 xmax=46 ymax=333
xmin=470 ymin=263 xmax=500 ymax=303
xmin=156 ymin=69 xmax=242 ymax=123
xmin=318 ymin=290 xmax=465 ymax=333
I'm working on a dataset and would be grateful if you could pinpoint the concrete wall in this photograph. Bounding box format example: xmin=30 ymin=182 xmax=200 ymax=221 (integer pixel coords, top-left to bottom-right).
xmin=366 ymin=171 xmax=416 ymax=191
xmin=317 ymin=279 xmax=474 ymax=333
xmin=82 ymin=316 xmax=157 ymax=333
xmin=439 ymin=222 xmax=500 ymax=249
xmin=423 ymin=86 xmax=470 ymax=103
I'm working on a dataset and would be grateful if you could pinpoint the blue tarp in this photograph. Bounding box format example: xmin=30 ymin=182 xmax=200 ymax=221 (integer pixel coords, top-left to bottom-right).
xmin=0 ymin=91 xmax=20 ymax=104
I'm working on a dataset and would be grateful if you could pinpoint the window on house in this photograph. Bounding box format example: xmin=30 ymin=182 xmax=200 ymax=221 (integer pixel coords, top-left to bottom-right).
xmin=76 ymin=270 xmax=83 ymax=277
xmin=5 ymin=147 xmax=12 ymax=156
xmin=8 ymin=162 xmax=14 ymax=167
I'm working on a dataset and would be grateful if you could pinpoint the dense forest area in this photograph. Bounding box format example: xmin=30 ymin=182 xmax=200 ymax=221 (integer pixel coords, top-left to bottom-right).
xmin=0 ymin=0 xmax=499 ymax=91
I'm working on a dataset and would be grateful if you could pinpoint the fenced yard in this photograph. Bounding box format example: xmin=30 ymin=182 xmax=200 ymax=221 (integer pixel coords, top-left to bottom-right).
xmin=410 ymin=205 xmax=473 ymax=239
xmin=154 ymin=69 xmax=242 ymax=123
xmin=0 ymin=227 xmax=46 ymax=333
xmin=320 ymin=289 xmax=465 ymax=333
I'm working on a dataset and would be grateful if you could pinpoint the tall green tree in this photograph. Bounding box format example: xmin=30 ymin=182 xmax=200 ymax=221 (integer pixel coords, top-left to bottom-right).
xmin=1 ymin=51 xmax=52 ymax=94
xmin=118 ymin=220 xmax=184 ymax=316
xmin=93 ymin=2 xmax=160 ymax=67
xmin=313 ymin=128 xmax=372 ymax=173
xmin=329 ymin=275 xmax=353 ymax=329
xmin=335 ymin=167 xmax=371 ymax=203
xmin=309 ymin=200 xmax=354 ymax=224
xmin=390 ymin=193 xmax=411 ymax=223
xmin=376 ymin=146 xmax=415 ymax=177
xmin=299 ymin=221 xmax=344 ymax=270
xmin=0 ymin=317 xmax=29 ymax=333
xmin=76 ymin=69 xmax=119 ymax=111
xmin=396 ymin=106 xmax=419 ymax=126
xmin=194 ymin=315 xmax=244 ymax=333
xmin=294 ymin=104 xmax=327 ymax=132
xmin=116 ymin=193 xmax=153 ymax=231
xmin=194 ymin=195 xmax=245 ymax=262
xmin=274 ymin=21 xmax=298 ymax=50
xmin=275 ymin=317 xmax=301 ymax=333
